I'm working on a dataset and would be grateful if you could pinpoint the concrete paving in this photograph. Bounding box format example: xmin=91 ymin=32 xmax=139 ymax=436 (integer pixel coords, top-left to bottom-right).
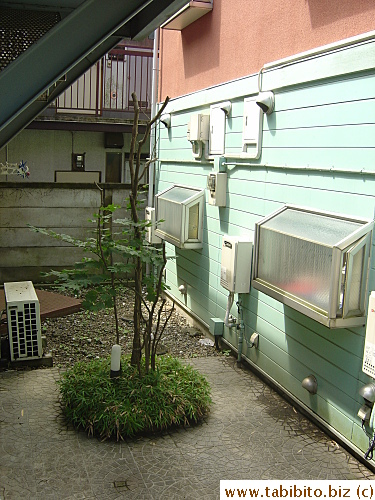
xmin=0 ymin=356 xmax=374 ymax=499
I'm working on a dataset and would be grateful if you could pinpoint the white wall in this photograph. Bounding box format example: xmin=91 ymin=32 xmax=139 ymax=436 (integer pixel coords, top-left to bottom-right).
xmin=0 ymin=129 xmax=144 ymax=183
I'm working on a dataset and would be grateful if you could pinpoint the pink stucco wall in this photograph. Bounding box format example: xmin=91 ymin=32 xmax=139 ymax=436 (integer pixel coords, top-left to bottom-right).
xmin=158 ymin=0 xmax=375 ymax=100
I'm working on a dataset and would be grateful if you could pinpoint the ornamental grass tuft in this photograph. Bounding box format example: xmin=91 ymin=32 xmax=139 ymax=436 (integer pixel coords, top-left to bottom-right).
xmin=58 ymin=355 xmax=212 ymax=441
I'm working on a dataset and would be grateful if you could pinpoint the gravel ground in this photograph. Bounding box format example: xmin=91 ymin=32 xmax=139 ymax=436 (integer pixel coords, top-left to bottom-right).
xmin=42 ymin=289 xmax=223 ymax=369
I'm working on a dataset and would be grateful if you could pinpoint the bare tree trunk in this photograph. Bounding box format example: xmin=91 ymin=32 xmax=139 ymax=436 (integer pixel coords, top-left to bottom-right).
xmin=131 ymin=255 xmax=143 ymax=372
xmin=128 ymin=92 xmax=170 ymax=374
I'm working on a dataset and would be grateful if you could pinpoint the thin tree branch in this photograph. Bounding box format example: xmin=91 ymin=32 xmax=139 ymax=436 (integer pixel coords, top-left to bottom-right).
xmin=138 ymin=157 xmax=158 ymax=183
xmin=136 ymin=96 xmax=169 ymax=180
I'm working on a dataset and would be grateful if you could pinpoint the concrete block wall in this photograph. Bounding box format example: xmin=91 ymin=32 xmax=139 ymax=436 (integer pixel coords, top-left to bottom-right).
xmin=0 ymin=184 xmax=134 ymax=283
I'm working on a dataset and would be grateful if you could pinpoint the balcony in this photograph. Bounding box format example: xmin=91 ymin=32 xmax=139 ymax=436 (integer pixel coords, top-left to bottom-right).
xmin=32 ymin=41 xmax=153 ymax=131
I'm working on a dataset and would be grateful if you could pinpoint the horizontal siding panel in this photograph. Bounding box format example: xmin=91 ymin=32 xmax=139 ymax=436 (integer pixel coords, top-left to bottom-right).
xmin=224 ymin=101 xmax=375 ymax=136
xmin=159 ymin=159 xmax=375 ymax=197
xmin=156 ymin=168 xmax=208 ymax=189
xmin=265 ymin=99 xmax=375 ymax=131
xmin=227 ymin=177 xmax=375 ymax=219
xmin=240 ymin=330 xmax=358 ymax=420
xmin=225 ymin=317 xmax=354 ymax=418
xmin=227 ymin=167 xmax=375 ymax=197
xmin=172 ymin=253 xmax=219 ymax=289
xmin=159 ymin=148 xmax=213 ymax=162
xmin=176 ymin=246 xmax=221 ymax=273
xmin=262 ymin=124 xmax=375 ymax=148
xmin=351 ymin=421 xmax=373 ymax=452
xmin=251 ymin=288 xmax=366 ymax=359
xmin=259 ymin=147 xmax=375 ymax=172
xmin=238 ymin=313 xmax=360 ymax=401
xmin=273 ymin=73 xmax=375 ymax=111
xmin=246 ymin=296 xmax=363 ymax=382
xmin=166 ymin=274 xmax=217 ymax=325
xmin=223 ymin=145 xmax=375 ymax=172
xmin=159 ymin=135 xmax=194 ymax=151
xmin=241 ymin=345 xmax=355 ymax=441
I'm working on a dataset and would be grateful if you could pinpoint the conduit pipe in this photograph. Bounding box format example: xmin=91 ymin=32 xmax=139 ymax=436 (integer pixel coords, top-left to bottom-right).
xmin=222 ymin=161 xmax=375 ymax=177
xmin=159 ymin=158 xmax=375 ymax=176
xmin=148 ymin=28 xmax=159 ymax=209
xmin=224 ymin=291 xmax=234 ymax=328
xmin=236 ymin=295 xmax=245 ymax=364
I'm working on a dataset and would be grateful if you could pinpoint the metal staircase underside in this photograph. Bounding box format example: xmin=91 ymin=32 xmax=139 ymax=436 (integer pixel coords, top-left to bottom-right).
xmin=0 ymin=0 xmax=187 ymax=149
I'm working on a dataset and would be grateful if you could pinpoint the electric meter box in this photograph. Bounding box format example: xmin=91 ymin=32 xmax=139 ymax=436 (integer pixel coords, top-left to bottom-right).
xmin=362 ymin=291 xmax=375 ymax=377
xmin=207 ymin=171 xmax=227 ymax=207
xmin=145 ymin=207 xmax=162 ymax=244
xmin=187 ymin=114 xmax=209 ymax=142
xmin=220 ymin=236 xmax=252 ymax=293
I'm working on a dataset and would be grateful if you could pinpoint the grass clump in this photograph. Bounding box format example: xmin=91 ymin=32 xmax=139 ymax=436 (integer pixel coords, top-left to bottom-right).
xmin=58 ymin=355 xmax=212 ymax=440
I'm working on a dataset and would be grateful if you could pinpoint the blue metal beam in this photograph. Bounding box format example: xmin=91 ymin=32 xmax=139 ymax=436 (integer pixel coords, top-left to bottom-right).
xmin=0 ymin=0 xmax=187 ymax=148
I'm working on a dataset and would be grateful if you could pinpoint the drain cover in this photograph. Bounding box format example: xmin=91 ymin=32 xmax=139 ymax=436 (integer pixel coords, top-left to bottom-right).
xmin=114 ymin=480 xmax=129 ymax=490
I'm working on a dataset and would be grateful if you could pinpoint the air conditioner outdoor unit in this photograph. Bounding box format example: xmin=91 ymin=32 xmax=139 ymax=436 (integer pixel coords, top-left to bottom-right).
xmin=4 ymin=281 xmax=42 ymax=361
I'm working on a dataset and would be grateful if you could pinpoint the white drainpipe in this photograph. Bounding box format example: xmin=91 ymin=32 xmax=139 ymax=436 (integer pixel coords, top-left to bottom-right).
xmin=148 ymin=28 xmax=159 ymax=208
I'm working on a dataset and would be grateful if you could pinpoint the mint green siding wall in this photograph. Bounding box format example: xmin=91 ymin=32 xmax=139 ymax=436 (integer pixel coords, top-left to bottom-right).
xmin=155 ymin=46 xmax=375 ymax=457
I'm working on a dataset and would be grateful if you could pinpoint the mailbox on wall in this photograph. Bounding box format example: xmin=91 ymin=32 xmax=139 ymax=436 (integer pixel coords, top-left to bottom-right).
xmin=252 ymin=205 xmax=374 ymax=328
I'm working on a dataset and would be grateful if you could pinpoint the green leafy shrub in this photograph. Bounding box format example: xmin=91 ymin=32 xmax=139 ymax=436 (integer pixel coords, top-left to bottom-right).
xmin=58 ymin=355 xmax=212 ymax=440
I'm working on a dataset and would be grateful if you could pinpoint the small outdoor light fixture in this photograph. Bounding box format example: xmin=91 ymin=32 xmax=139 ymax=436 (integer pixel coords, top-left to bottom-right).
xmin=302 ymin=375 xmax=318 ymax=395
xmin=359 ymin=382 xmax=375 ymax=403
xmin=160 ymin=113 xmax=171 ymax=128
xmin=110 ymin=344 xmax=121 ymax=378
xmin=256 ymin=91 xmax=275 ymax=115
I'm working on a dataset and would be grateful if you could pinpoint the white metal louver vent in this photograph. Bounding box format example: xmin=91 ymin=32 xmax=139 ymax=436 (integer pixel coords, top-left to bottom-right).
xmin=4 ymin=281 xmax=42 ymax=361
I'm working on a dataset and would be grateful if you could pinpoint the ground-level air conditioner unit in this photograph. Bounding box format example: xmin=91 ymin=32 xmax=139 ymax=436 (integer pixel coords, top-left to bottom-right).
xmin=4 ymin=281 xmax=42 ymax=361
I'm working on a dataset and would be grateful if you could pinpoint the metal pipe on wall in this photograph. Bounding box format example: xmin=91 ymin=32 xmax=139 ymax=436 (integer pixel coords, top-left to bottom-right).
xmin=223 ymin=161 xmax=375 ymax=176
xmin=148 ymin=28 xmax=159 ymax=209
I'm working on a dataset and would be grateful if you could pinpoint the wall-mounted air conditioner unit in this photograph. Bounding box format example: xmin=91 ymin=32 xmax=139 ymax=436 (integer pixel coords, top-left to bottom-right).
xmin=252 ymin=205 xmax=374 ymax=329
xmin=4 ymin=281 xmax=42 ymax=361
xmin=155 ymin=184 xmax=204 ymax=249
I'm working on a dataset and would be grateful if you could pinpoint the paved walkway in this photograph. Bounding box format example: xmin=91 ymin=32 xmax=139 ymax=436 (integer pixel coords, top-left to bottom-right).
xmin=0 ymin=357 xmax=374 ymax=499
